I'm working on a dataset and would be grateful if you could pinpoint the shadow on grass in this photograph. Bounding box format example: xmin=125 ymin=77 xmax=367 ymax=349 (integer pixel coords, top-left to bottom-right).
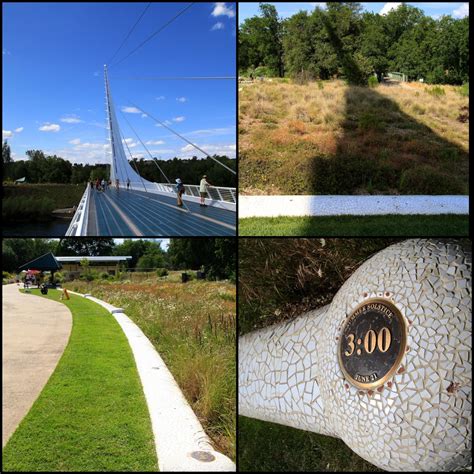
xmin=309 ymin=84 xmax=469 ymax=196
xmin=238 ymin=416 xmax=382 ymax=472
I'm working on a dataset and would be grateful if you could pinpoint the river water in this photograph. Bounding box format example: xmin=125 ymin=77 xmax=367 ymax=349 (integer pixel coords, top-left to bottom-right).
xmin=3 ymin=218 xmax=72 ymax=236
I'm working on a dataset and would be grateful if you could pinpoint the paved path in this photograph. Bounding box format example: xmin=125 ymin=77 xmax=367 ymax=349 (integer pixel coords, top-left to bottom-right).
xmin=2 ymin=285 xmax=72 ymax=447
xmin=87 ymin=188 xmax=236 ymax=236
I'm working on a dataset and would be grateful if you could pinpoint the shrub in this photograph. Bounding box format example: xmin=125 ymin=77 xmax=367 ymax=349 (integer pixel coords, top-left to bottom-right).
xmin=254 ymin=65 xmax=273 ymax=78
xmin=458 ymin=82 xmax=469 ymax=97
xmin=317 ymin=80 xmax=324 ymax=90
xmin=2 ymin=196 xmax=55 ymax=221
xmin=368 ymin=75 xmax=379 ymax=88
xmin=425 ymin=86 xmax=445 ymax=97
xmin=54 ymin=272 xmax=64 ymax=283
xmin=156 ymin=268 xmax=169 ymax=277
xmin=399 ymin=166 xmax=465 ymax=194
xmin=99 ymin=272 xmax=110 ymax=280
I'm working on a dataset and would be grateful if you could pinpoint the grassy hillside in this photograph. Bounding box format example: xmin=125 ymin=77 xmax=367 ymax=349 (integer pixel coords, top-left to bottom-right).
xmin=65 ymin=277 xmax=236 ymax=461
xmin=2 ymin=184 xmax=85 ymax=222
xmin=239 ymin=79 xmax=469 ymax=195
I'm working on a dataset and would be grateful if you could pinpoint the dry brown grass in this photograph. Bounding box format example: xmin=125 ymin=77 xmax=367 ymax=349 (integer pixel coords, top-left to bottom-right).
xmin=239 ymin=80 xmax=469 ymax=195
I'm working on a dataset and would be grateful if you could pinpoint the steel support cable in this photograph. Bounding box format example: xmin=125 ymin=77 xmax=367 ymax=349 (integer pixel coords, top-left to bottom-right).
xmin=120 ymin=110 xmax=171 ymax=184
xmin=110 ymin=2 xmax=196 ymax=68
xmin=107 ymin=2 xmax=152 ymax=65
xmin=110 ymin=76 xmax=235 ymax=80
xmin=120 ymin=128 xmax=148 ymax=193
xmin=128 ymin=101 xmax=237 ymax=175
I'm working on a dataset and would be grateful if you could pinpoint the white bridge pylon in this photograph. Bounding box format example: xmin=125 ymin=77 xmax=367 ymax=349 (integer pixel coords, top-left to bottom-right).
xmin=104 ymin=64 xmax=153 ymax=188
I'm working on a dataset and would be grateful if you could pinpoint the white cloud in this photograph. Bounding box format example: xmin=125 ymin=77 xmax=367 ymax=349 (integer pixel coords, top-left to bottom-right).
xmin=141 ymin=113 xmax=148 ymax=118
xmin=453 ymin=3 xmax=469 ymax=18
xmin=60 ymin=115 xmax=83 ymax=123
xmin=212 ymin=3 xmax=235 ymax=18
xmin=121 ymin=106 xmax=141 ymax=114
xmin=122 ymin=138 xmax=138 ymax=148
xmin=14 ymin=127 xmax=24 ymax=133
xmin=75 ymin=142 xmax=108 ymax=150
xmin=184 ymin=126 xmax=235 ymax=137
xmin=211 ymin=22 xmax=225 ymax=30
xmin=145 ymin=140 xmax=165 ymax=145
xmin=380 ymin=2 xmax=402 ymax=15
xmin=69 ymin=138 xmax=81 ymax=145
xmin=173 ymin=116 xmax=185 ymax=122
xmin=155 ymin=120 xmax=172 ymax=127
xmin=179 ymin=142 xmax=236 ymax=158
xmin=39 ymin=123 xmax=61 ymax=132
xmin=3 ymin=130 xmax=13 ymax=139
xmin=156 ymin=96 xmax=166 ymax=101
xmin=176 ymin=96 xmax=187 ymax=103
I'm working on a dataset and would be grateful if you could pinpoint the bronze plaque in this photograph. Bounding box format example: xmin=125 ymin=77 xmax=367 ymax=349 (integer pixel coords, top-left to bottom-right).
xmin=338 ymin=299 xmax=407 ymax=389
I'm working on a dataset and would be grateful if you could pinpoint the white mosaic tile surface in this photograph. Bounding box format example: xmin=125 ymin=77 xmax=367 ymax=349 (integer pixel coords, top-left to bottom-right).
xmin=238 ymin=195 xmax=469 ymax=218
xmin=239 ymin=239 xmax=472 ymax=471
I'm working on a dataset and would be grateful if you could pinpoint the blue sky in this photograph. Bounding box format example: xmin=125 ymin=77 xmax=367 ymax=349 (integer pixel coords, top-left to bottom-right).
xmin=3 ymin=2 xmax=236 ymax=164
xmin=239 ymin=2 xmax=469 ymax=23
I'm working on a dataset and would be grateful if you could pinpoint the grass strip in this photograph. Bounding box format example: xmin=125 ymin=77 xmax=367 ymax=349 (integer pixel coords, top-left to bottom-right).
xmin=238 ymin=416 xmax=381 ymax=472
xmin=64 ymin=279 xmax=236 ymax=461
xmin=239 ymin=214 xmax=469 ymax=236
xmin=2 ymin=289 xmax=158 ymax=472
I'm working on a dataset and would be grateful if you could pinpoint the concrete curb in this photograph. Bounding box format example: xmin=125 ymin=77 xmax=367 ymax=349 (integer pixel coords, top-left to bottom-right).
xmin=67 ymin=290 xmax=235 ymax=472
xmin=239 ymin=195 xmax=469 ymax=218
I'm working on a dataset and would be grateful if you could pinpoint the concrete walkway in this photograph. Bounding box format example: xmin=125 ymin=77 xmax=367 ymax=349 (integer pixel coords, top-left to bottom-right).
xmin=2 ymin=284 xmax=72 ymax=447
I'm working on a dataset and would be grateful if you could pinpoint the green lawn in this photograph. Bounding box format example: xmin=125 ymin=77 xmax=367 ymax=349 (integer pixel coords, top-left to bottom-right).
xmin=2 ymin=289 xmax=158 ymax=472
xmin=239 ymin=416 xmax=381 ymax=472
xmin=239 ymin=214 xmax=469 ymax=236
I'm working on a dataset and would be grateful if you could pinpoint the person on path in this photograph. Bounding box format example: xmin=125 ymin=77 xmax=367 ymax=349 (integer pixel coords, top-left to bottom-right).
xmin=127 ymin=178 xmax=131 ymax=190
xmin=115 ymin=178 xmax=120 ymax=191
xmin=101 ymin=179 xmax=106 ymax=191
xmin=199 ymin=175 xmax=211 ymax=206
xmin=175 ymin=178 xmax=185 ymax=207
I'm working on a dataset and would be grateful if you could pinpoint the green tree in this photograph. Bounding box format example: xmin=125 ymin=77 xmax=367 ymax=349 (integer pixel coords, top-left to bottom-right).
xmin=167 ymin=238 xmax=235 ymax=279
xmin=239 ymin=3 xmax=283 ymax=76
xmin=2 ymin=241 xmax=17 ymax=272
xmin=2 ymin=239 xmax=57 ymax=272
xmin=3 ymin=140 xmax=12 ymax=165
xmin=56 ymin=238 xmax=115 ymax=256
xmin=136 ymin=252 xmax=165 ymax=270
xmin=113 ymin=239 xmax=164 ymax=268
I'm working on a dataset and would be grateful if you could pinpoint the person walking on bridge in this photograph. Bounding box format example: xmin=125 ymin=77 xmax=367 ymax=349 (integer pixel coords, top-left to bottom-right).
xmin=115 ymin=178 xmax=120 ymax=191
xmin=127 ymin=178 xmax=131 ymax=191
xmin=199 ymin=175 xmax=211 ymax=207
xmin=175 ymin=178 xmax=185 ymax=207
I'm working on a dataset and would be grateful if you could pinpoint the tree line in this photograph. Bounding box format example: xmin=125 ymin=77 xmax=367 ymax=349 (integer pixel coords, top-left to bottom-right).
xmin=239 ymin=2 xmax=469 ymax=85
xmin=2 ymin=238 xmax=236 ymax=281
xmin=2 ymin=143 xmax=236 ymax=187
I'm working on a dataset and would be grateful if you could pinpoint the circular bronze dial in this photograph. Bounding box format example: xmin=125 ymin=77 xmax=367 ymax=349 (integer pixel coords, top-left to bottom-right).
xmin=338 ymin=298 xmax=407 ymax=389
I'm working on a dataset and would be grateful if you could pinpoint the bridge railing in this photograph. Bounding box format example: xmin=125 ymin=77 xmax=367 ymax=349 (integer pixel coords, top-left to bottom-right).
xmin=65 ymin=184 xmax=91 ymax=236
xmin=153 ymin=183 xmax=236 ymax=204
